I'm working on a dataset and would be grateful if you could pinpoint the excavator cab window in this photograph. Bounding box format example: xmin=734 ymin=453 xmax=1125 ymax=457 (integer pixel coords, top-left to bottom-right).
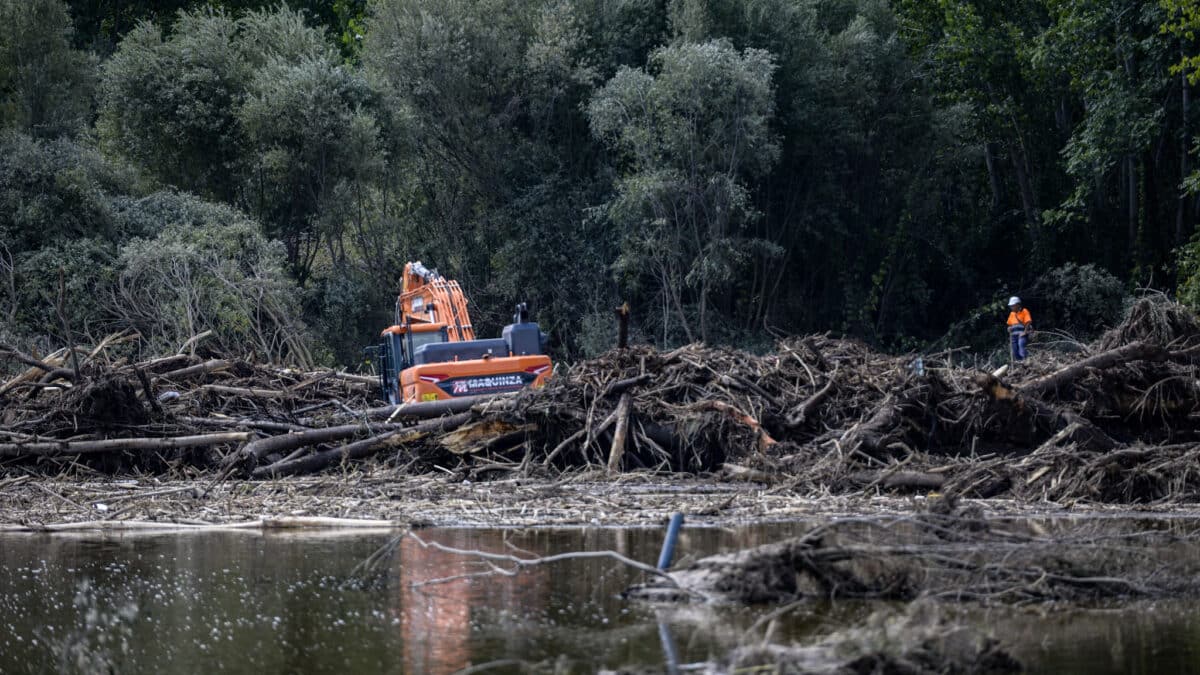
xmin=409 ymin=328 xmax=447 ymax=351
xmin=405 ymin=325 xmax=448 ymax=367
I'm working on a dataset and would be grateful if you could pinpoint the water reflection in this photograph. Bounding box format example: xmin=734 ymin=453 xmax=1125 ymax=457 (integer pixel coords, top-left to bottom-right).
xmin=397 ymin=531 xmax=550 ymax=674
xmin=0 ymin=520 xmax=1198 ymax=673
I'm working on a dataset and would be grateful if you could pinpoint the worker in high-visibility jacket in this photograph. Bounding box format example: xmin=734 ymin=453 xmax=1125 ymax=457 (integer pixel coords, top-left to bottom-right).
xmin=1006 ymin=296 xmax=1033 ymax=361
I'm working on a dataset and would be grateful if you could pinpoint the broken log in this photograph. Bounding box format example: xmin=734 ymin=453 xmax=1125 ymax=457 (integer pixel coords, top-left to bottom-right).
xmin=441 ymin=419 xmax=535 ymax=455
xmin=848 ymin=470 xmax=945 ymax=492
xmin=0 ymin=348 xmax=67 ymax=395
xmin=177 ymin=330 xmax=213 ymax=356
xmin=1021 ymin=341 xmax=1165 ymax=398
xmin=157 ymin=359 xmax=232 ymax=381
xmin=177 ymin=416 xmax=309 ymax=433
xmin=608 ymin=393 xmax=632 ymax=472
xmin=603 ymin=374 xmax=652 ymax=397
xmin=0 ymin=344 xmax=63 ymax=377
xmin=252 ymin=413 xmax=472 ymax=478
xmin=235 ymin=423 xmax=406 ymax=466
xmin=787 ymin=367 xmax=838 ymax=427
xmin=840 ymin=395 xmax=903 ymax=457
xmin=384 ymin=394 xmax=511 ymax=423
xmin=689 ymin=400 xmax=776 ymax=450
xmin=201 ymin=384 xmax=290 ymax=399
xmin=135 ymin=354 xmax=192 ymax=375
xmin=0 ymin=432 xmax=251 ymax=458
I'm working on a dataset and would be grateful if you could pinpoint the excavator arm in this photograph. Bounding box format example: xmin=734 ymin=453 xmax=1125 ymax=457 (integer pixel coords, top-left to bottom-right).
xmin=392 ymin=261 xmax=476 ymax=341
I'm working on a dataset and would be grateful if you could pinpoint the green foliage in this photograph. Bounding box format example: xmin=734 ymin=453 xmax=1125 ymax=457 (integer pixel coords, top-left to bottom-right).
xmin=97 ymin=10 xmax=248 ymax=201
xmin=1030 ymin=263 xmax=1130 ymax=337
xmin=6 ymin=0 xmax=1200 ymax=366
xmin=239 ymin=44 xmax=381 ymax=280
xmin=589 ymin=39 xmax=779 ymax=343
xmin=14 ymin=238 xmax=116 ymax=340
xmin=1177 ymin=234 xmax=1200 ymax=309
xmin=0 ymin=132 xmax=137 ymax=251
xmin=98 ymin=6 xmax=385 ymax=285
xmin=1162 ymin=0 xmax=1200 ymax=84
xmin=0 ymin=129 xmax=311 ymax=363
xmin=113 ymin=204 xmax=311 ymax=363
xmin=0 ymin=0 xmax=94 ymax=138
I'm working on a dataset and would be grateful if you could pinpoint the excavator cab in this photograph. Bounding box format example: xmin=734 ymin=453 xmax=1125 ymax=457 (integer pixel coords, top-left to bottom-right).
xmin=366 ymin=262 xmax=552 ymax=404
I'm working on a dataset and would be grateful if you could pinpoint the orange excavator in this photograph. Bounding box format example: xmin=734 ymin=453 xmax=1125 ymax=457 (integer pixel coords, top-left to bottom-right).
xmin=366 ymin=262 xmax=552 ymax=404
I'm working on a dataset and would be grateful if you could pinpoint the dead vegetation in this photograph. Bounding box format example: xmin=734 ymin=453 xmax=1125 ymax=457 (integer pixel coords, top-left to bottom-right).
xmin=625 ymin=508 xmax=1200 ymax=606
xmin=3 ymin=296 xmax=1200 ymax=508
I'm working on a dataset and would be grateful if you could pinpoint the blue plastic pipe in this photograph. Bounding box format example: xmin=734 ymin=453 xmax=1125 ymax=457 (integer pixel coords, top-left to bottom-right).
xmin=657 ymin=513 xmax=685 ymax=570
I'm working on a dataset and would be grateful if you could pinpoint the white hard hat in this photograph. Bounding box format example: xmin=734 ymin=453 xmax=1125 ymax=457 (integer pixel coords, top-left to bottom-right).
xmin=1008 ymin=296 xmax=1021 ymax=307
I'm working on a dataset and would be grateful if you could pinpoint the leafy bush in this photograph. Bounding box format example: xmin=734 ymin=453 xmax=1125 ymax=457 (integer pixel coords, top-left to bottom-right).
xmin=1030 ymin=263 xmax=1129 ymax=339
xmin=14 ymin=238 xmax=116 ymax=340
xmin=111 ymin=204 xmax=312 ymax=365
xmin=1177 ymin=236 xmax=1200 ymax=312
xmin=306 ymin=267 xmax=393 ymax=366
xmin=0 ymin=0 xmax=95 ymax=138
xmin=0 ymin=131 xmax=138 ymax=250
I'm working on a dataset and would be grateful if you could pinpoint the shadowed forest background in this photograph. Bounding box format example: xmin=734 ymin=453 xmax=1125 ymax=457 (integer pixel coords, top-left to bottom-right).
xmin=6 ymin=0 xmax=1200 ymax=367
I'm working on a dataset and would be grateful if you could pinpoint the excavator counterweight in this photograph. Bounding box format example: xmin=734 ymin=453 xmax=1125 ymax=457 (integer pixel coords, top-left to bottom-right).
xmin=365 ymin=262 xmax=552 ymax=404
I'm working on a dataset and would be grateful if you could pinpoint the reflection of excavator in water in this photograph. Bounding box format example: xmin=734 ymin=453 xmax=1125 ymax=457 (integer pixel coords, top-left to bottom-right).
xmin=366 ymin=262 xmax=552 ymax=404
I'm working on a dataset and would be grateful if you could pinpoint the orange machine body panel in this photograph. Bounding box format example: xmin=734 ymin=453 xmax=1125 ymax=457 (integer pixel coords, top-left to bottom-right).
xmin=400 ymin=354 xmax=552 ymax=402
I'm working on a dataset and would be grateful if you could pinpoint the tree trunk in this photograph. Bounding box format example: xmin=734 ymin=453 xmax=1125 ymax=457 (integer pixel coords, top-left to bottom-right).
xmin=1179 ymin=57 xmax=1192 ymax=245
xmin=1011 ymin=141 xmax=1039 ymax=229
xmin=984 ymin=142 xmax=1004 ymax=212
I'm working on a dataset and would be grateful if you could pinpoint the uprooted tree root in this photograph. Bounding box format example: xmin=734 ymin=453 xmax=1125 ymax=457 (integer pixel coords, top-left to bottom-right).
xmin=3 ymin=295 xmax=1200 ymax=507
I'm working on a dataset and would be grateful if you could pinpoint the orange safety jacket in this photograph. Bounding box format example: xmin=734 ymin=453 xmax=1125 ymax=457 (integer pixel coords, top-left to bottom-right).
xmin=1007 ymin=308 xmax=1032 ymax=333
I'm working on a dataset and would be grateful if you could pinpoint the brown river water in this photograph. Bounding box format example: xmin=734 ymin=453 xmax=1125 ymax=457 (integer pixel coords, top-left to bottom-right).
xmin=1 ymin=521 xmax=1199 ymax=673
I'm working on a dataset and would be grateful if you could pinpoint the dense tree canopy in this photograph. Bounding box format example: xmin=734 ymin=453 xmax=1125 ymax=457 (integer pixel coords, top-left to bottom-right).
xmin=4 ymin=0 xmax=1200 ymax=365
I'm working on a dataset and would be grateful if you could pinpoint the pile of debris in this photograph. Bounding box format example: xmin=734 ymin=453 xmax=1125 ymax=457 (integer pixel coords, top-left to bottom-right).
xmin=2 ymin=296 xmax=1200 ymax=505
xmin=0 ymin=333 xmax=379 ymax=475
xmin=625 ymin=509 xmax=1199 ymax=605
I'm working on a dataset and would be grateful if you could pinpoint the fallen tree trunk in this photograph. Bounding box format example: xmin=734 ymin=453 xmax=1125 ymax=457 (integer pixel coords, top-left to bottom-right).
xmin=177 ymin=416 xmax=309 ymax=433
xmin=787 ymin=367 xmax=838 ymax=427
xmin=156 ymin=359 xmax=232 ymax=381
xmin=840 ymin=395 xmax=904 ymax=458
xmin=252 ymin=413 xmax=472 ymax=478
xmin=0 ymin=432 xmax=251 ymax=458
xmin=848 ymin=470 xmax=945 ymax=491
xmin=201 ymin=384 xmax=290 ymax=399
xmin=1021 ymin=341 xmax=1165 ymax=398
xmin=304 ymin=393 xmax=511 ymax=426
xmin=0 ymin=344 xmax=64 ymax=377
xmin=603 ymin=374 xmax=651 ymax=398
xmin=235 ymin=423 xmax=410 ymax=466
xmin=387 ymin=393 xmax=516 ymax=421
